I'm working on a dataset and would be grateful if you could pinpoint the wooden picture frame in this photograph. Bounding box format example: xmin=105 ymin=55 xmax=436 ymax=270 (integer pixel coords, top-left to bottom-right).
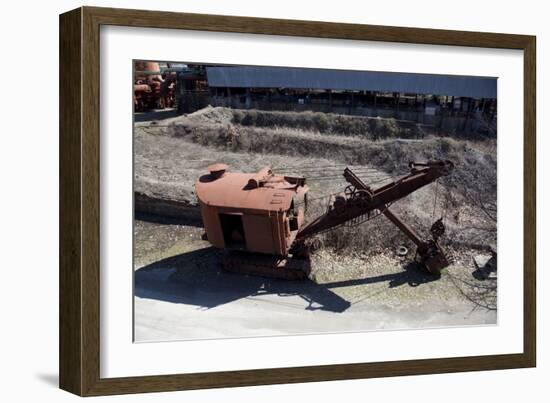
xmin=59 ymin=6 xmax=536 ymax=396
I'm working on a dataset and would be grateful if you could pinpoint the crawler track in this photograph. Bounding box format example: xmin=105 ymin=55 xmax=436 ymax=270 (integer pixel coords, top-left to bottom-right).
xmin=221 ymin=250 xmax=310 ymax=280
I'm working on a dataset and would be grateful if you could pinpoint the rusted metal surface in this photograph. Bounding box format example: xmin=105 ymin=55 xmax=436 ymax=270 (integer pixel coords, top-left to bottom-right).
xmin=382 ymin=208 xmax=449 ymax=275
xmin=195 ymin=166 xmax=308 ymax=256
xmin=196 ymin=159 xmax=454 ymax=277
xmin=292 ymin=160 xmax=453 ymax=274
xmin=134 ymin=62 xmax=177 ymax=111
xmin=294 ymin=160 xmax=453 ymax=240
xmin=134 ymin=61 xmax=161 ymax=73
xmin=382 ymin=208 xmax=425 ymax=247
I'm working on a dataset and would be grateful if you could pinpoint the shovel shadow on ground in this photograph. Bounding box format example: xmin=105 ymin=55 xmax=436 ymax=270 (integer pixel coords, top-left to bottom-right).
xmin=134 ymin=248 xmax=438 ymax=313
xmin=134 ymin=247 xmax=350 ymax=313
xmin=320 ymin=261 xmax=440 ymax=290
xmin=134 ymin=108 xmax=179 ymax=123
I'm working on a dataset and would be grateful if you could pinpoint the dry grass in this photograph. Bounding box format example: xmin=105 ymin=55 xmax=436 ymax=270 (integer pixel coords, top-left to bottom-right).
xmin=168 ymin=105 xmax=428 ymax=138
xmin=231 ymin=108 xmax=425 ymax=139
xmin=169 ymin=119 xmax=494 ymax=178
xmin=140 ymin=106 xmax=497 ymax=256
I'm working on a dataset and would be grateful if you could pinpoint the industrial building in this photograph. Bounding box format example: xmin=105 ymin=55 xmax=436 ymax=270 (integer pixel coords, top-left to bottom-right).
xmin=175 ymin=64 xmax=497 ymax=136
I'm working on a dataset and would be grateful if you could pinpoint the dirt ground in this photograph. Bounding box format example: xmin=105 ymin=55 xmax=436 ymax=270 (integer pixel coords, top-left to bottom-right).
xmin=134 ymin=220 xmax=496 ymax=342
xmin=133 ymin=107 xmax=497 ymax=342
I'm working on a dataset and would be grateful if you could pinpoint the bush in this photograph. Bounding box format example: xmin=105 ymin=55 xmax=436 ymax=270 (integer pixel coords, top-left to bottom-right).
xmin=227 ymin=108 xmax=423 ymax=139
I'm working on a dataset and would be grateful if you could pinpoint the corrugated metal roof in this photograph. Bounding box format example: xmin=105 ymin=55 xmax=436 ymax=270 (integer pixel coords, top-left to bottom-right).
xmin=206 ymin=66 xmax=497 ymax=99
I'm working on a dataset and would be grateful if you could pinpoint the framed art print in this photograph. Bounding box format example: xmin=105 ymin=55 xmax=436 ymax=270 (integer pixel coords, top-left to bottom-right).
xmin=59 ymin=6 xmax=536 ymax=396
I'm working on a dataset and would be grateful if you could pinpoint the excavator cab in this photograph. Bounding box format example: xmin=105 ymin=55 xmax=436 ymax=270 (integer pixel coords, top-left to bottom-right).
xmin=195 ymin=164 xmax=309 ymax=256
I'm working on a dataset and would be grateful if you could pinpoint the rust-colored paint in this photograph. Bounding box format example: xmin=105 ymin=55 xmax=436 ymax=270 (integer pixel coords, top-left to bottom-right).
xmin=197 ymin=160 xmax=455 ymax=274
xmin=134 ymin=61 xmax=161 ymax=73
xmin=198 ymin=203 xmax=224 ymax=247
xmin=196 ymin=165 xmax=308 ymax=256
xmin=242 ymin=214 xmax=274 ymax=254
xmin=133 ymin=61 xmax=177 ymax=111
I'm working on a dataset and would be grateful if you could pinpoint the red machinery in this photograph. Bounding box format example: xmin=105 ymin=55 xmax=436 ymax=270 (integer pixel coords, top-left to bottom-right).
xmin=195 ymin=160 xmax=454 ymax=279
xmin=134 ymin=61 xmax=177 ymax=111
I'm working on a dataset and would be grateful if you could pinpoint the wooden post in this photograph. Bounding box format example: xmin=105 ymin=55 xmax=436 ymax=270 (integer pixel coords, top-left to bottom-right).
xmin=395 ymin=92 xmax=400 ymax=115
xmin=490 ymin=99 xmax=497 ymax=121
xmin=245 ymin=88 xmax=251 ymax=109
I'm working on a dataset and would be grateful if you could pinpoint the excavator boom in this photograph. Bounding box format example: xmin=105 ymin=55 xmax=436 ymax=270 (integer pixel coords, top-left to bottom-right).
xmin=292 ymin=160 xmax=454 ymax=274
